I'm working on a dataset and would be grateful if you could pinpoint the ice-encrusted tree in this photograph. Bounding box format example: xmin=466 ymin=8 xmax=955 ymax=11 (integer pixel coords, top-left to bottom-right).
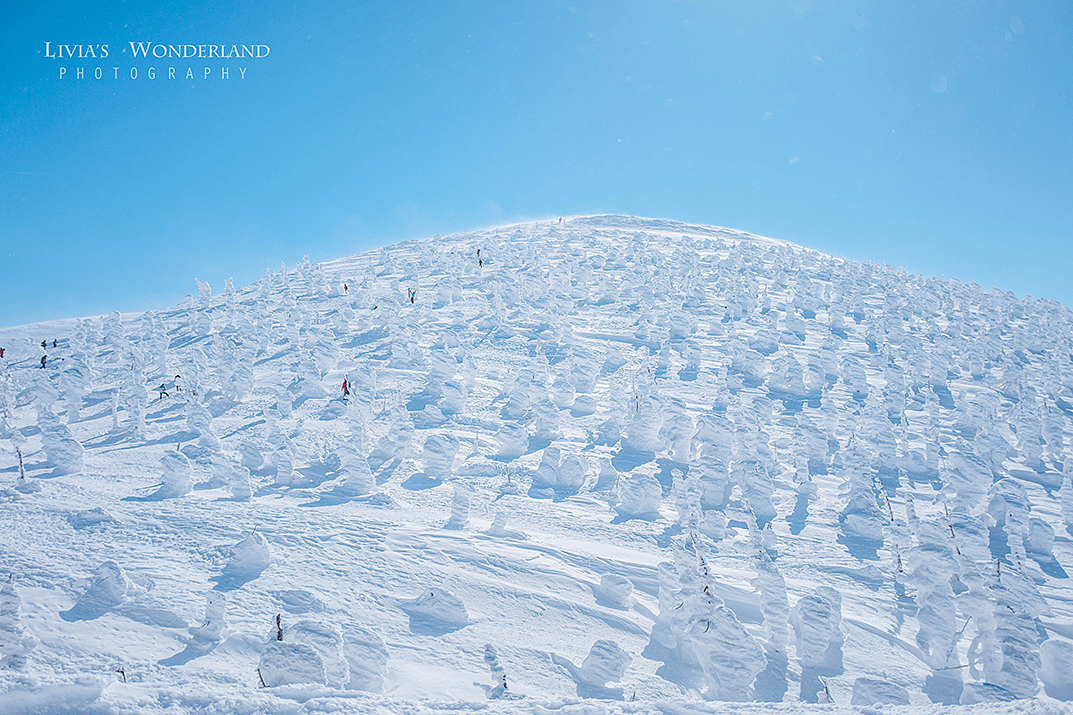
xmin=213 ymin=453 xmax=252 ymax=501
xmin=0 ymin=575 xmax=39 ymax=670
xmin=650 ymin=536 xmax=767 ymax=701
xmin=444 ymin=481 xmax=472 ymax=529
xmin=904 ymin=520 xmax=960 ymax=670
xmin=223 ymin=531 xmax=271 ymax=578
xmin=837 ymin=437 xmax=885 ymax=544
xmin=36 ymin=403 xmax=84 ymax=475
xmin=613 ymin=471 xmax=662 ymax=518
xmin=1061 ymin=460 xmax=1073 ymax=532
xmin=790 ymin=586 xmax=844 ymax=676
xmin=148 ymin=450 xmax=193 ymax=499
xmin=186 ymin=399 xmax=220 ymax=450
xmin=752 ymin=549 xmax=789 ymax=655
xmin=190 ymin=592 xmax=227 ymax=642
xmin=336 ymin=403 xmax=377 ymax=496
xmin=343 ymin=626 xmax=389 ymax=692
xmin=422 ymin=432 xmax=459 ymax=481
xmin=480 ymin=644 xmax=511 ymax=699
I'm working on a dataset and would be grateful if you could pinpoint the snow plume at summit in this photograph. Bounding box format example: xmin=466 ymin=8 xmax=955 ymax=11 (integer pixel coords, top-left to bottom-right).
xmin=1 ymin=215 xmax=1072 ymax=714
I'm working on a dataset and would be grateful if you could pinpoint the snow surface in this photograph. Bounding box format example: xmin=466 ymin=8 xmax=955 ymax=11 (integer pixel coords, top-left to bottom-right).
xmin=1 ymin=215 xmax=1073 ymax=714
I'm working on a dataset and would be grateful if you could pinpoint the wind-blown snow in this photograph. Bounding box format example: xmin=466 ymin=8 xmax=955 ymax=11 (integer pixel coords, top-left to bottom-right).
xmin=1 ymin=215 xmax=1072 ymax=714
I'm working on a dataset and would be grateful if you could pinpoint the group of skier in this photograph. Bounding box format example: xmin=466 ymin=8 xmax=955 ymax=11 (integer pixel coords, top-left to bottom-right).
xmin=157 ymin=376 xmax=184 ymax=400
xmin=39 ymin=338 xmax=59 ymax=368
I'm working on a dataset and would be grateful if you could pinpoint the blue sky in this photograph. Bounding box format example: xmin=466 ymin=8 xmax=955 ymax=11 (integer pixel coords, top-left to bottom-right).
xmin=1 ymin=1 xmax=1070 ymax=328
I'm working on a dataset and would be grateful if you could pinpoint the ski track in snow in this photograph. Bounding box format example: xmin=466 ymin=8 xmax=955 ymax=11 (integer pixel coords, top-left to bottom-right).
xmin=1 ymin=215 xmax=1072 ymax=714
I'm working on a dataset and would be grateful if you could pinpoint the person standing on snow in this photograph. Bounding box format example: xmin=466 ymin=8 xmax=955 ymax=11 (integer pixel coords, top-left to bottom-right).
xmin=174 ymin=375 xmax=183 ymax=393
xmin=40 ymin=340 xmax=46 ymax=350
xmin=40 ymin=355 xmax=47 ymax=369
xmin=158 ymin=384 xmax=169 ymax=400
xmin=408 ymin=288 xmax=416 ymax=304
xmin=342 ymin=378 xmax=350 ymax=397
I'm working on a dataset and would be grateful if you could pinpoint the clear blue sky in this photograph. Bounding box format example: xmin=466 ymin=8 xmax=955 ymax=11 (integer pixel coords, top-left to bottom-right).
xmin=2 ymin=1 xmax=1071 ymax=327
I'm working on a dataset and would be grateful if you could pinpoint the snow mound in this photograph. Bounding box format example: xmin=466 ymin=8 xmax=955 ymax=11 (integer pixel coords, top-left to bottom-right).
xmin=67 ymin=507 xmax=114 ymax=529
xmin=400 ymin=587 xmax=469 ymax=632
xmin=531 ymin=447 xmax=587 ymax=495
xmin=851 ymin=677 xmax=911 ymax=706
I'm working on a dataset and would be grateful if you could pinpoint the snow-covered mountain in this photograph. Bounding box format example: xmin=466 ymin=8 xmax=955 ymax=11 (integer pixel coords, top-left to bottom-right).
xmin=1 ymin=215 xmax=1072 ymax=715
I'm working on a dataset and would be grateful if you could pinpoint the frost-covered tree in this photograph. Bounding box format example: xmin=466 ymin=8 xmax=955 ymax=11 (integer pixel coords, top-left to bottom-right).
xmin=422 ymin=432 xmax=459 ymax=481
xmin=36 ymin=403 xmax=84 ymax=475
xmin=190 ymin=592 xmax=227 ymax=642
xmin=650 ymin=537 xmax=767 ymax=701
xmin=790 ymin=586 xmax=844 ymax=675
xmin=186 ymin=400 xmax=220 ymax=450
xmin=224 ymin=531 xmax=271 ymax=578
xmin=614 ymin=472 xmax=662 ymax=518
xmin=445 ymin=481 xmax=472 ymax=529
xmin=0 ymin=576 xmax=39 ymax=669
xmin=148 ymin=451 xmax=192 ymax=500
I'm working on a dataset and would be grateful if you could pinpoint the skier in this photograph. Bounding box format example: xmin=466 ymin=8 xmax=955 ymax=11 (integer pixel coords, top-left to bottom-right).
xmin=408 ymin=288 xmax=416 ymax=304
xmin=174 ymin=375 xmax=183 ymax=393
xmin=40 ymin=355 xmax=47 ymax=369
xmin=158 ymin=383 xmax=169 ymax=400
xmin=41 ymin=340 xmax=46 ymax=350
xmin=343 ymin=283 xmax=348 ymax=293
xmin=0 ymin=347 xmax=4 ymax=358
xmin=52 ymin=339 xmax=57 ymax=348
xmin=342 ymin=378 xmax=350 ymax=397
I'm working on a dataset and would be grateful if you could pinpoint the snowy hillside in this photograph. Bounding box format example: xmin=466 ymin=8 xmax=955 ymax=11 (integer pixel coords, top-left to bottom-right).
xmin=1 ymin=215 xmax=1072 ymax=715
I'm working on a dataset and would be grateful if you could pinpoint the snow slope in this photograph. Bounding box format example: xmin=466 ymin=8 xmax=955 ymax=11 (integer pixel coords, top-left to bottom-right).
xmin=1 ymin=215 xmax=1072 ymax=714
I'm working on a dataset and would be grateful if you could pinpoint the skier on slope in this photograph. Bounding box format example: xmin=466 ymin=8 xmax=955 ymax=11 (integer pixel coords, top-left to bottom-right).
xmin=158 ymin=383 xmax=169 ymax=400
xmin=342 ymin=378 xmax=350 ymax=397
xmin=408 ymin=288 xmax=416 ymax=304
xmin=40 ymin=340 xmax=46 ymax=350
xmin=40 ymin=355 xmax=47 ymax=369
xmin=174 ymin=375 xmax=183 ymax=393
xmin=0 ymin=347 xmax=4 ymax=358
